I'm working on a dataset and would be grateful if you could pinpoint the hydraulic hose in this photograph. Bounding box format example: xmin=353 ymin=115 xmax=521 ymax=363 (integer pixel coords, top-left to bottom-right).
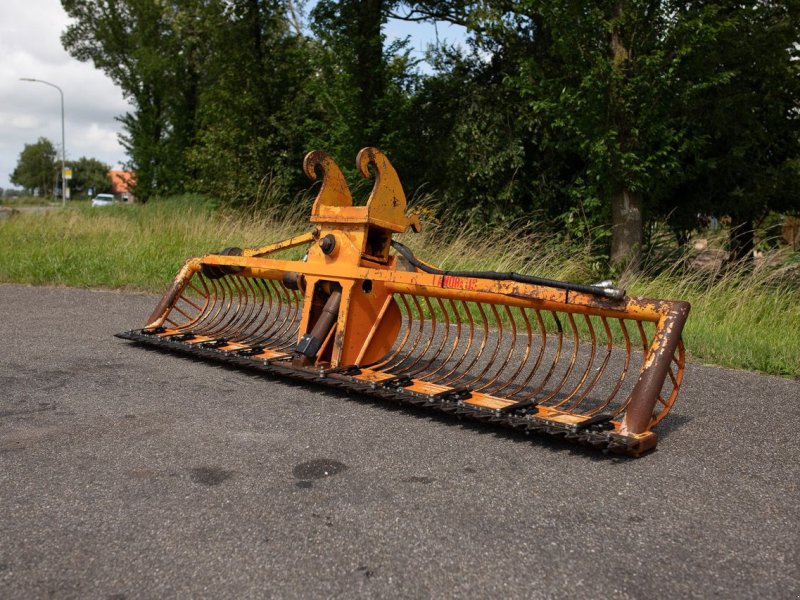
xmin=390 ymin=240 xmax=626 ymax=300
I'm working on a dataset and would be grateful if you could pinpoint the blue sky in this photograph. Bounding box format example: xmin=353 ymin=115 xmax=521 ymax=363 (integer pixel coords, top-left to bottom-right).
xmin=384 ymin=12 xmax=468 ymax=73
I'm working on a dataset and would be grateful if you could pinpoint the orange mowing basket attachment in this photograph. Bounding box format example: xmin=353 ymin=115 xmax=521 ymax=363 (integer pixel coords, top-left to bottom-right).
xmin=117 ymin=148 xmax=690 ymax=457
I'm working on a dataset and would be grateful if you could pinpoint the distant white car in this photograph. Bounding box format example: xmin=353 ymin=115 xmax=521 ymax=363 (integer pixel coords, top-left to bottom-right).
xmin=91 ymin=193 xmax=115 ymax=207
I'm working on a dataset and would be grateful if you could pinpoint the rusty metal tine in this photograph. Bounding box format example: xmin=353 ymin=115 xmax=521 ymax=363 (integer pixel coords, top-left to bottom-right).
xmin=234 ymin=276 xmax=269 ymax=344
xmin=406 ymin=297 xmax=451 ymax=377
xmin=165 ymin=279 xmax=206 ymax=329
xmin=225 ymin=275 xmax=258 ymax=339
xmin=274 ymin=286 xmax=304 ymax=349
xmin=247 ymin=278 xmax=283 ymax=344
xmin=371 ymin=293 xmax=414 ymax=368
xmin=505 ymin=308 xmax=547 ymax=398
xmin=201 ymin=275 xmax=237 ymax=336
xmin=667 ymin=364 xmax=679 ymax=387
xmin=266 ymin=279 xmax=297 ymax=342
xmin=172 ymin=297 xmax=201 ymax=325
xmin=187 ymin=280 xmax=205 ymax=297
xmin=197 ymin=274 xmax=213 ymax=316
xmin=183 ymin=274 xmax=213 ymax=327
xmin=177 ymin=292 xmax=203 ymax=313
xmin=189 ymin=275 xmax=223 ymax=334
xmin=270 ymin=281 xmax=297 ymax=343
xmin=172 ymin=274 xmax=209 ymax=331
xmin=211 ymin=277 xmax=242 ymax=337
xmin=551 ymin=313 xmax=598 ymax=409
xmin=234 ymin=276 xmax=267 ymax=341
xmin=561 ymin=314 xmax=612 ymax=412
xmin=173 ymin=275 xmax=211 ymax=330
xmin=394 ymin=295 xmax=438 ymax=373
xmin=423 ymin=296 xmax=454 ymax=372
xmin=429 ymin=300 xmax=475 ymax=384
xmin=242 ymin=278 xmax=277 ymax=344
xmin=536 ymin=310 xmax=565 ymax=396
xmin=169 ymin=302 xmax=194 ymax=322
xmin=389 ymin=296 xmax=432 ymax=372
xmin=536 ymin=312 xmax=582 ymax=405
xmin=490 ymin=305 xmax=533 ymax=396
xmin=427 ymin=301 xmax=470 ymax=384
xmin=266 ymin=280 xmax=295 ymax=346
xmin=636 ymin=320 xmax=649 ymax=355
xmin=216 ymin=275 xmax=258 ymax=341
xmin=246 ymin=277 xmax=278 ymax=344
xmin=196 ymin=274 xmax=233 ymax=336
xmin=202 ymin=274 xmax=243 ymax=338
xmin=237 ymin=279 xmax=272 ymax=346
xmin=290 ymin=287 xmax=304 ymax=335
xmin=268 ymin=280 xmax=301 ymax=348
xmin=444 ymin=302 xmax=491 ymax=386
xmin=588 ymin=317 xmax=633 ymax=416
xmin=516 ymin=311 xmax=564 ymax=401
xmin=228 ymin=275 xmax=258 ymax=338
xmin=418 ymin=298 xmax=461 ymax=380
xmin=385 ymin=294 xmax=428 ymax=372
xmin=476 ymin=304 xmax=517 ymax=391
xmin=649 ymin=340 xmax=685 ymax=426
xmin=567 ymin=315 xmax=614 ymax=412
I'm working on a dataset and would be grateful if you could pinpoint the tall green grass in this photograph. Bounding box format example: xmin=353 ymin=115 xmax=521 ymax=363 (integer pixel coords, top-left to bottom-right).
xmin=0 ymin=195 xmax=797 ymax=378
xmin=0 ymin=195 xmax=305 ymax=290
xmin=0 ymin=195 xmax=60 ymax=207
xmin=633 ymin=264 xmax=800 ymax=377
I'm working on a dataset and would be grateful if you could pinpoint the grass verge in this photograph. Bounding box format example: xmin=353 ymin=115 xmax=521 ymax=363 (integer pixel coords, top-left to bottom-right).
xmin=0 ymin=195 xmax=798 ymax=378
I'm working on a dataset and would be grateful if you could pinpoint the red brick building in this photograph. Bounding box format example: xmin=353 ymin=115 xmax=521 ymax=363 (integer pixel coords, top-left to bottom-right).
xmin=108 ymin=170 xmax=136 ymax=202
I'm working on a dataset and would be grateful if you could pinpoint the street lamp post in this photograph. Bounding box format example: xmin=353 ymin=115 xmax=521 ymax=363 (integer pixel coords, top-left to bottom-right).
xmin=20 ymin=78 xmax=67 ymax=207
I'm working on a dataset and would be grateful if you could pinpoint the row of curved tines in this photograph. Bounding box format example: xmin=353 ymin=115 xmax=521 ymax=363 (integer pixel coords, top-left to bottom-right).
xmin=167 ymin=273 xmax=303 ymax=352
xmin=364 ymin=293 xmax=684 ymax=422
xmin=163 ymin=274 xmax=682 ymax=423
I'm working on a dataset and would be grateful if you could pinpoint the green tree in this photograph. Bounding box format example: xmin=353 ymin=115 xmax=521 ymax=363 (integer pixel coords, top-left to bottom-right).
xmin=303 ymin=0 xmax=423 ymax=201
xmin=10 ymin=137 xmax=57 ymax=195
xmin=391 ymin=6 xmax=595 ymax=232
xmin=473 ymin=2 xmax=702 ymax=270
xmin=312 ymin=0 xmax=389 ymax=145
xmin=406 ymin=0 xmax=800 ymax=269
xmin=656 ymin=1 xmax=800 ymax=262
xmin=62 ymin=0 xmax=203 ymax=201
xmin=71 ymin=157 xmax=112 ymax=196
xmin=186 ymin=0 xmax=320 ymax=206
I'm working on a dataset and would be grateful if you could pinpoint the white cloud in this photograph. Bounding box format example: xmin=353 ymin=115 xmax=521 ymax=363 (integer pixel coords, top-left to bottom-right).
xmin=0 ymin=0 xmax=133 ymax=189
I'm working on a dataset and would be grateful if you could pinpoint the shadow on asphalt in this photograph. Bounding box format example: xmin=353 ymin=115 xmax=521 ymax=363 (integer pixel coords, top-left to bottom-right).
xmin=120 ymin=340 xmax=689 ymax=463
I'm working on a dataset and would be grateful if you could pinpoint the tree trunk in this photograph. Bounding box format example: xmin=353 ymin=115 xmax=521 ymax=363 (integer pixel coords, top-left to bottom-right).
xmin=610 ymin=186 xmax=643 ymax=271
xmin=609 ymin=1 xmax=642 ymax=272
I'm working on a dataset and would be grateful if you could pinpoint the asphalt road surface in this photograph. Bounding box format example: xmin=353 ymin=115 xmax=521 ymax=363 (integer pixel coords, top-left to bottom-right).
xmin=1 ymin=284 xmax=798 ymax=599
